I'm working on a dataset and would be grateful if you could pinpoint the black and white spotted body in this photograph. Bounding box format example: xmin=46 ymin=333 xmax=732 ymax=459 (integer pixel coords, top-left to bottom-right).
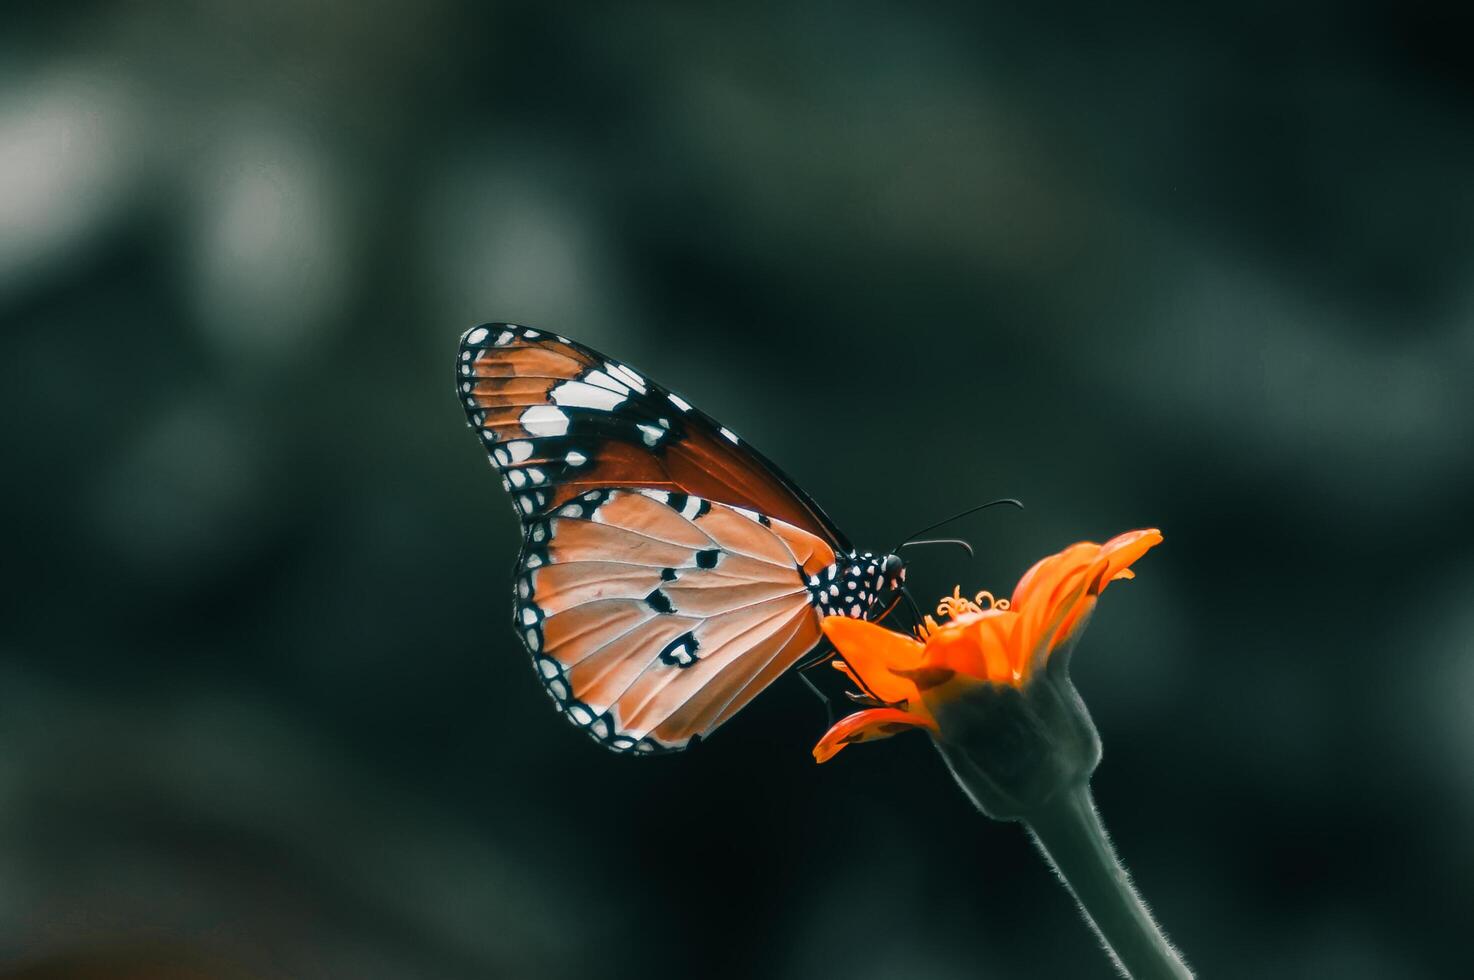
xmin=808 ymin=551 xmax=906 ymax=620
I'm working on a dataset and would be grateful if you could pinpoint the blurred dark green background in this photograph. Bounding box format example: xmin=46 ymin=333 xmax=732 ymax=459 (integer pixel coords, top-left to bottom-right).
xmin=4 ymin=2 xmax=1473 ymax=977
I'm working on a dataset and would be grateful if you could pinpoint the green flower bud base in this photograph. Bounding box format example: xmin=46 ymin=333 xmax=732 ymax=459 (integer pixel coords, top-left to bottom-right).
xmin=930 ymin=652 xmax=1101 ymax=820
xmin=930 ymin=655 xmax=1192 ymax=978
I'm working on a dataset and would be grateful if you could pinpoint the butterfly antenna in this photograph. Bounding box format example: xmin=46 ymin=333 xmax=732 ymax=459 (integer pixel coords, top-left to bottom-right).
xmin=891 ymin=497 xmax=1023 ymax=554
xmin=898 ymin=537 xmax=975 ymax=558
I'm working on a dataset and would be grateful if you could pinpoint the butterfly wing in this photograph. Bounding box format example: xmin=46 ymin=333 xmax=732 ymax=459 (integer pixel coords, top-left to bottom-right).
xmin=456 ymin=323 xmax=850 ymax=549
xmin=520 ymin=489 xmax=837 ymax=753
xmin=456 ymin=323 xmax=868 ymax=753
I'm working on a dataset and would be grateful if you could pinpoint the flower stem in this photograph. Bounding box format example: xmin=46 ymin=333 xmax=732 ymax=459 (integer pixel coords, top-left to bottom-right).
xmin=1022 ymin=785 xmax=1192 ymax=979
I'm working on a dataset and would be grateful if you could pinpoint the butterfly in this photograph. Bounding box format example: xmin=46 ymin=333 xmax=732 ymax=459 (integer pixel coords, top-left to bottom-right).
xmin=456 ymin=323 xmax=907 ymax=755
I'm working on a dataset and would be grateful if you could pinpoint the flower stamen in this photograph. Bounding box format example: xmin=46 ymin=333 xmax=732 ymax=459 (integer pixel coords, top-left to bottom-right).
xmin=916 ymin=586 xmax=1007 ymax=639
xmin=936 ymin=584 xmax=982 ymax=619
xmin=973 ymin=590 xmax=1010 ymax=611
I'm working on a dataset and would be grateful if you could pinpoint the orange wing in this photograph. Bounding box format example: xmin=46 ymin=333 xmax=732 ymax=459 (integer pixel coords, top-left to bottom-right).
xmin=518 ymin=489 xmax=838 ymax=753
xmin=456 ymin=323 xmax=850 ymax=549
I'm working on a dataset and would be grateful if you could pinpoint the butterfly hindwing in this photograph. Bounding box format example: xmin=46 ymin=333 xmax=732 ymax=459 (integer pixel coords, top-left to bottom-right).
xmin=517 ymin=489 xmax=837 ymax=753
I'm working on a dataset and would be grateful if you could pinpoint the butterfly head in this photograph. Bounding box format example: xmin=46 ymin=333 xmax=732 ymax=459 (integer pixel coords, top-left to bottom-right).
xmin=881 ymin=552 xmax=906 ymax=592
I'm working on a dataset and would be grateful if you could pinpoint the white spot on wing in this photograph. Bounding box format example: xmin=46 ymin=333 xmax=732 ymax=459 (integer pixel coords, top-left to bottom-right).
xmin=566 ymin=449 xmax=587 ymax=466
xmin=719 ymin=426 xmax=739 ymax=443
xmin=680 ymin=497 xmax=702 ymax=520
xmin=668 ymin=393 xmax=693 ymax=412
xmin=606 ymin=362 xmax=647 ymax=393
xmin=550 ymin=380 xmax=626 ymax=412
xmin=465 ymin=327 xmax=488 ymax=345
xmin=507 ymin=440 xmax=534 ymax=462
xmin=734 ymin=506 xmax=761 ymax=522
xmin=521 ymin=404 xmax=569 ymax=436
xmin=638 ymin=422 xmax=665 ymax=446
xmin=582 ymin=369 xmax=631 ymax=396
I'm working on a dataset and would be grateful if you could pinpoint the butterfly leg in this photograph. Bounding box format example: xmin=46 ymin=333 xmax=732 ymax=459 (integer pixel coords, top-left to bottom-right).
xmin=795 ymin=593 xmax=915 ymax=723
xmin=797 ymin=647 xmax=890 ymax=712
xmin=796 ymin=668 xmax=837 ymax=728
xmin=897 ymin=586 xmax=928 ymax=629
xmin=870 ymin=592 xmax=905 ymax=626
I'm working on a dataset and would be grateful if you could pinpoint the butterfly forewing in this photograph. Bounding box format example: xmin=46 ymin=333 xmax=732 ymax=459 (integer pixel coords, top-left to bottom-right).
xmin=456 ymin=324 xmax=849 ymax=547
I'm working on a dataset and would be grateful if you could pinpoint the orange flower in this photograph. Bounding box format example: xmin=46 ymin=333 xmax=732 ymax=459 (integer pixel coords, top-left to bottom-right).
xmin=814 ymin=529 xmax=1162 ymax=762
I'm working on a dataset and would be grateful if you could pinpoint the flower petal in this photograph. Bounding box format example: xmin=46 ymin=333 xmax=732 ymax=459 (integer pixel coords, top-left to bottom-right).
xmin=812 ymin=707 xmax=936 ymax=763
xmin=1011 ymin=542 xmax=1099 ymax=613
xmin=923 ymin=609 xmax=1016 ymax=682
xmin=1096 ymin=529 xmax=1162 ymax=594
xmin=1050 ymin=531 xmax=1162 ymax=651
xmin=1010 ymin=557 xmax=1093 ymax=667
xmin=1007 ymin=530 xmax=1163 ymax=665
xmin=821 ymin=615 xmax=926 ymax=704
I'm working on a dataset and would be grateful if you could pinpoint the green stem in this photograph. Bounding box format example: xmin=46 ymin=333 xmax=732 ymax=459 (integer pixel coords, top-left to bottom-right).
xmin=1023 ymin=785 xmax=1192 ymax=979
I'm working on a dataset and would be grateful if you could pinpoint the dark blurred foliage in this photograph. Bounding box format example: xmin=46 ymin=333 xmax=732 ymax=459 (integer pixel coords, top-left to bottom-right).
xmin=3 ymin=1 xmax=1472 ymax=977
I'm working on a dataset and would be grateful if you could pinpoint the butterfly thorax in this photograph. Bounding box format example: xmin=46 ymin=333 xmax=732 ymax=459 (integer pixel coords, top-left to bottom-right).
xmin=807 ymin=551 xmax=904 ymax=620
